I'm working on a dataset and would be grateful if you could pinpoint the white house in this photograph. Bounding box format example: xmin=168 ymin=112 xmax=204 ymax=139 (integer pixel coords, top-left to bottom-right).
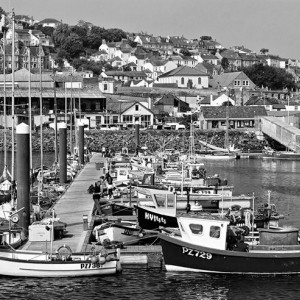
xmin=38 ymin=18 xmax=60 ymax=28
xmin=157 ymin=65 xmax=209 ymax=89
xmin=143 ymin=59 xmax=177 ymax=80
xmin=121 ymin=102 xmax=154 ymax=127
xmin=199 ymin=93 xmax=235 ymax=107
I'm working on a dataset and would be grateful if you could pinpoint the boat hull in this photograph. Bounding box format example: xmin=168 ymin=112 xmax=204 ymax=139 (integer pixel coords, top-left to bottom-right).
xmin=0 ymin=256 xmax=120 ymax=277
xmin=136 ymin=206 xmax=178 ymax=230
xmin=159 ymin=233 xmax=300 ymax=274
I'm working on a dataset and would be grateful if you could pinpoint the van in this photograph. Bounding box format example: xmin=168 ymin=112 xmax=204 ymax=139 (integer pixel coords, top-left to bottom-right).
xmin=164 ymin=123 xmax=186 ymax=130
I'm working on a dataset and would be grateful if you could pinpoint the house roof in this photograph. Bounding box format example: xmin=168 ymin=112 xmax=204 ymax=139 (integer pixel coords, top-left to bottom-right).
xmin=267 ymin=111 xmax=300 ymax=117
xmin=104 ymin=71 xmax=147 ymax=77
xmin=201 ymin=53 xmax=218 ymax=60
xmin=51 ymin=73 xmax=83 ymax=82
xmin=272 ymin=104 xmax=286 ymax=109
xmin=39 ymin=18 xmax=60 ymax=24
xmin=0 ymin=87 xmax=105 ymax=99
xmin=210 ymin=72 xmax=247 ymax=88
xmin=219 ymin=49 xmax=241 ymax=60
xmin=201 ymin=106 xmax=267 ymax=119
xmin=106 ymin=100 xmax=153 ymax=114
xmin=159 ymin=66 xmax=209 ymax=78
xmin=245 ymin=96 xmax=279 ymax=106
xmin=0 ymin=68 xmax=53 ymax=82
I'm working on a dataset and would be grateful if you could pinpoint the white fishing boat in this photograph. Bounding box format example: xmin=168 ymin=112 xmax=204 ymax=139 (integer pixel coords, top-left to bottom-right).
xmin=0 ymin=244 xmax=122 ymax=277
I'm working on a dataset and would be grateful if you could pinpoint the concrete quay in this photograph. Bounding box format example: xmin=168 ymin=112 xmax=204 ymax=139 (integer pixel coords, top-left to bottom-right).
xmin=21 ymin=152 xmax=106 ymax=253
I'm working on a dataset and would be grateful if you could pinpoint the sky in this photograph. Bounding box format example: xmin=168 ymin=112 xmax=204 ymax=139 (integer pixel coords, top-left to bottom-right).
xmin=4 ymin=0 xmax=300 ymax=59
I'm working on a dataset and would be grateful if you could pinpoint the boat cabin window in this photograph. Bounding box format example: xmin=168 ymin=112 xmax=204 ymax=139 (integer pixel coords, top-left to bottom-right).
xmin=154 ymin=194 xmax=167 ymax=207
xmin=209 ymin=226 xmax=221 ymax=238
xmin=189 ymin=224 xmax=203 ymax=235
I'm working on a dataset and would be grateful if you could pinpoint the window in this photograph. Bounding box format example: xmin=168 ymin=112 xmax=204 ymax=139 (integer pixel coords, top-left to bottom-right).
xmin=234 ymin=80 xmax=240 ymax=86
xmin=135 ymin=104 xmax=139 ymax=111
xmin=104 ymin=83 xmax=108 ymax=91
xmin=104 ymin=116 xmax=110 ymax=124
xmin=112 ymin=116 xmax=118 ymax=123
xmin=242 ymin=80 xmax=249 ymax=86
xmin=198 ymin=77 xmax=201 ymax=85
xmin=123 ymin=115 xmax=133 ymax=123
xmin=190 ymin=224 xmax=203 ymax=235
xmin=210 ymin=226 xmax=220 ymax=238
xmin=181 ymin=77 xmax=184 ymax=85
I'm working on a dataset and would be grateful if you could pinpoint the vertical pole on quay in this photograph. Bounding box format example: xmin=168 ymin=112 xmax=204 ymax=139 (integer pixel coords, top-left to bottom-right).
xmin=78 ymin=122 xmax=84 ymax=165
xmin=16 ymin=123 xmax=30 ymax=238
xmin=135 ymin=121 xmax=140 ymax=155
xmin=59 ymin=123 xmax=67 ymax=184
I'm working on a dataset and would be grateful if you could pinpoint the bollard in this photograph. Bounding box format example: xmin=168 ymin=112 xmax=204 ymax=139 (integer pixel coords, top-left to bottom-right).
xmin=83 ymin=215 xmax=88 ymax=231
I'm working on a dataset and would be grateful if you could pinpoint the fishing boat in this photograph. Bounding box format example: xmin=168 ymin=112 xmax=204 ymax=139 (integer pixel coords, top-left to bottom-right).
xmin=0 ymin=244 xmax=122 ymax=277
xmin=159 ymin=214 xmax=300 ymax=275
xmin=92 ymin=220 xmax=158 ymax=246
xmin=135 ymin=188 xmax=282 ymax=231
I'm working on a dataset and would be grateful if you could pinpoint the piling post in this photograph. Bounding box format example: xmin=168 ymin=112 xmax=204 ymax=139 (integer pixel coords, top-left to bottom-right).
xmin=59 ymin=122 xmax=67 ymax=184
xmin=78 ymin=122 xmax=84 ymax=165
xmin=135 ymin=121 xmax=140 ymax=155
xmin=16 ymin=123 xmax=30 ymax=238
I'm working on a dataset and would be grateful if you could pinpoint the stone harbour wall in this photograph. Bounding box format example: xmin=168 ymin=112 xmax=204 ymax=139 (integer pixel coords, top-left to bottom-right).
xmin=0 ymin=129 xmax=268 ymax=153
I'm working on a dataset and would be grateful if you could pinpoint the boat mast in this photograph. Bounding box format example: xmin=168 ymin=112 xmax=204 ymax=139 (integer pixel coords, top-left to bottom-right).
xmin=28 ymin=46 xmax=32 ymax=180
xmin=38 ymin=40 xmax=43 ymax=207
xmin=69 ymin=73 xmax=73 ymax=155
xmin=225 ymin=92 xmax=229 ymax=152
xmin=2 ymin=30 xmax=7 ymax=169
xmin=11 ymin=10 xmax=15 ymax=193
xmin=53 ymin=71 xmax=58 ymax=164
xmin=189 ymin=119 xmax=195 ymax=159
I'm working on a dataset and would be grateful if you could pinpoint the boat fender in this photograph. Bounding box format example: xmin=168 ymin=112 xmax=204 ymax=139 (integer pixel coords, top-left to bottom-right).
xmin=91 ymin=255 xmax=99 ymax=264
xmin=98 ymin=256 xmax=106 ymax=265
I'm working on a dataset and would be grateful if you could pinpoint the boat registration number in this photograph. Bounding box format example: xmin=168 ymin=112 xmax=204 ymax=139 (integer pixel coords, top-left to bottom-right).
xmin=182 ymin=247 xmax=212 ymax=260
xmin=80 ymin=263 xmax=103 ymax=269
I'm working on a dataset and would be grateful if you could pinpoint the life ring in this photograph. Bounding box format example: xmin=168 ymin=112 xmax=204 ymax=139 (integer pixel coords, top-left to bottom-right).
xmin=240 ymin=225 xmax=250 ymax=236
xmin=56 ymin=245 xmax=72 ymax=261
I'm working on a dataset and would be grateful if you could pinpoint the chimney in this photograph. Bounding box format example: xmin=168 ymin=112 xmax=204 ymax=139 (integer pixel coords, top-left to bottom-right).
xmin=210 ymin=94 xmax=213 ymax=105
xmin=148 ymin=97 xmax=152 ymax=110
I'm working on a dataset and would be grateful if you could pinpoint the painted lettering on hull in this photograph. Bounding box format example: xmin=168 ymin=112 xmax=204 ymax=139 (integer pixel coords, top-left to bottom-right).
xmin=182 ymin=247 xmax=212 ymax=260
xmin=80 ymin=263 xmax=103 ymax=269
xmin=144 ymin=212 xmax=167 ymax=225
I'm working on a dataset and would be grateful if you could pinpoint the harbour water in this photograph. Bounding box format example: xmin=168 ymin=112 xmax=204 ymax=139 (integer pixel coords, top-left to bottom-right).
xmin=1 ymin=153 xmax=300 ymax=299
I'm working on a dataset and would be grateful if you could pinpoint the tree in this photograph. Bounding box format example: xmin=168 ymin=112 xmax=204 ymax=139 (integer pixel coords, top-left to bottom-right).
xmin=61 ymin=33 xmax=84 ymax=59
xmin=180 ymin=49 xmax=191 ymax=56
xmin=53 ymin=23 xmax=70 ymax=47
xmin=241 ymin=63 xmax=296 ymax=90
xmin=200 ymin=36 xmax=212 ymax=41
xmin=221 ymin=57 xmax=229 ymax=70
xmin=260 ymin=48 xmax=269 ymax=55
xmin=0 ymin=6 xmax=6 ymax=16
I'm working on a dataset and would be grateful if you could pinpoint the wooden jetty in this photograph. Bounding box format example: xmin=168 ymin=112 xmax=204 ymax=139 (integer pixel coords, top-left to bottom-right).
xmin=20 ymin=153 xmax=162 ymax=265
